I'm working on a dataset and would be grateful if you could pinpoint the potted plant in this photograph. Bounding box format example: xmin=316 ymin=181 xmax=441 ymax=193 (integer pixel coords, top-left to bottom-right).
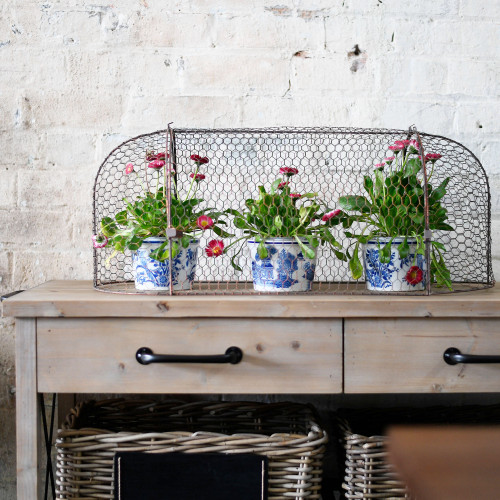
xmin=338 ymin=138 xmax=453 ymax=292
xmin=93 ymin=153 xmax=229 ymax=291
xmin=226 ymin=167 xmax=346 ymax=292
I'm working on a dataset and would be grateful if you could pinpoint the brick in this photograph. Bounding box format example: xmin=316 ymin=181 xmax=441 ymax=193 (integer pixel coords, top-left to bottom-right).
xmin=0 ymin=209 xmax=81 ymax=249
xmin=340 ymin=0 xmax=459 ymax=17
xmin=407 ymin=58 xmax=448 ymax=95
xmin=239 ymin=94 xmax=354 ymax=126
xmin=17 ymin=168 xmax=93 ymax=209
xmin=491 ymin=216 xmax=500 ymax=277
xmin=0 ymin=250 xmax=13 ymax=292
xmin=293 ymin=53 xmax=381 ymax=94
xmin=12 ymin=249 xmax=92 ymax=289
xmin=459 ymin=0 xmax=500 ymax=18
xmin=447 ymin=59 xmax=499 ymax=96
xmin=459 ymin=22 xmax=500 ymax=59
xmin=213 ymin=12 xmax=324 ymax=50
xmin=0 ymin=168 xmax=17 ymax=208
xmin=454 ymin=102 xmax=500 ymax=135
xmin=324 ymin=14 xmax=392 ymax=55
xmin=26 ymin=90 xmax=124 ymax=128
xmin=0 ymin=47 xmax=68 ymax=91
xmin=131 ymin=11 xmax=214 ymax=48
xmin=179 ymin=53 xmax=290 ymax=94
xmin=42 ymin=131 xmax=98 ymax=169
xmin=379 ymin=99 xmax=457 ymax=133
xmin=121 ymin=95 xmax=242 ymax=130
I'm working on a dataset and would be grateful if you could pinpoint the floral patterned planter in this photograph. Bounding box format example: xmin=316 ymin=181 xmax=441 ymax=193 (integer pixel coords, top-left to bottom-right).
xmin=363 ymin=237 xmax=426 ymax=292
xmin=133 ymin=237 xmax=199 ymax=291
xmin=247 ymin=238 xmax=316 ymax=292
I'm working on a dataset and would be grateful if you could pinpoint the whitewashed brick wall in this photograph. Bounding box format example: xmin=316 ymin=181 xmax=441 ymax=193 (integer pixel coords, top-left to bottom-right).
xmin=0 ymin=0 xmax=499 ymax=495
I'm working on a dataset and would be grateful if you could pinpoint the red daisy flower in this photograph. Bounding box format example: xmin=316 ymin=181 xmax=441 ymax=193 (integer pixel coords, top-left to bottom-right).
xmin=279 ymin=167 xmax=298 ymax=176
xmin=425 ymin=153 xmax=442 ymax=163
xmin=148 ymin=160 xmax=166 ymax=169
xmin=125 ymin=163 xmax=134 ymax=174
xmin=190 ymin=173 xmax=206 ymax=181
xmin=405 ymin=266 xmax=424 ymax=285
xmin=277 ymin=181 xmax=289 ymax=189
xmin=205 ymin=239 xmax=224 ymax=257
xmin=289 ymin=193 xmax=302 ymax=199
xmin=190 ymin=154 xmax=209 ymax=165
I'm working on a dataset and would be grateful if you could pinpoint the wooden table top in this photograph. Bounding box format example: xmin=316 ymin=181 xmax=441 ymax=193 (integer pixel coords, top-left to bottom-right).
xmin=2 ymin=280 xmax=500 ymax=319
xmin=388 ymin=426 xmax=500 ymax=500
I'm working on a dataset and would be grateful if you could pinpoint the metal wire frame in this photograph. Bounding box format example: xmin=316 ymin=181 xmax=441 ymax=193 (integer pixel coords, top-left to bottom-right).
xmin=92 ymin=126 xmax=494 ymax=295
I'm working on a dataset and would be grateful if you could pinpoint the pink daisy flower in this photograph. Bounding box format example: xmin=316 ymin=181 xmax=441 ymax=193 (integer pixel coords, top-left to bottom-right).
xmin=322 ymin=209 xmax=341 ymax=222
xmin=92 ymin=234 xmax=108 ymax=249
xmin=196 ymin=215 xmax=214 ymax=230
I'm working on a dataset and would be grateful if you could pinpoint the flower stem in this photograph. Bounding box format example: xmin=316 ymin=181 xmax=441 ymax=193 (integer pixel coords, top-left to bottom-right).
xmin=185 ymin=164 xmax=199 ymax=201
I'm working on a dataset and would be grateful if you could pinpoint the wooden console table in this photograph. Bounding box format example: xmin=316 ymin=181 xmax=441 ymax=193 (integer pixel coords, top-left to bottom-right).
xmin=3 ymin=280 xmax=500 ymax=499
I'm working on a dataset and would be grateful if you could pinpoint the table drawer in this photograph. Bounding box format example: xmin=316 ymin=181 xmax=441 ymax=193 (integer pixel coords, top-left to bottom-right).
xmin=345 ymin=318 xmax=500 ymax=393
xmin=37 ymin=317 xmax=342 ymax=394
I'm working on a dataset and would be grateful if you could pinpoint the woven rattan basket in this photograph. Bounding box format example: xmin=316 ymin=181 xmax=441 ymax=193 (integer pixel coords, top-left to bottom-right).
xmin=55 ymin=399 xmax=328 ymax=499
xmin=337 ymin=404 xmax=500 ymax=500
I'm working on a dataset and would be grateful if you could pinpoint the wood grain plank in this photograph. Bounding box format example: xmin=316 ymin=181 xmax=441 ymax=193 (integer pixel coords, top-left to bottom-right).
xmin=3 ymin=281 xmax=500 ymax=319
xmin=15 ymin=318 xmax=39 ymax=500
xmin=345 ymin=318 xmax=500 ymax=393
xmin=37 ymin=317 xmax=342 ymax=394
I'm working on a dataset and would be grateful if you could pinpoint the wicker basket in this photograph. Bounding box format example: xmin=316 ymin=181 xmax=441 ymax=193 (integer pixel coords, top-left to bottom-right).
xmin=336 ymin=404 xmax=500 ymax=500
xmin=337 ymin=417 xmax=412 ymax=500
xmin=56 ymin=399 xmax=328 ymax=499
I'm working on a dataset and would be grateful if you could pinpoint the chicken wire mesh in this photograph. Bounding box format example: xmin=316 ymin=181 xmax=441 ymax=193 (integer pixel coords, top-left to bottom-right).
xmin=93 ymin=126 xmax=494 ymax=295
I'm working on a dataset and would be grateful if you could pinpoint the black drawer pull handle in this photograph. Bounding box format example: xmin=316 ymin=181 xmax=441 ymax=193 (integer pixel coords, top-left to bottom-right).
xmin=443 ymin=347 xmax=500 ymax=365
xmin=136 ymin=346 xmax=243 ymax=365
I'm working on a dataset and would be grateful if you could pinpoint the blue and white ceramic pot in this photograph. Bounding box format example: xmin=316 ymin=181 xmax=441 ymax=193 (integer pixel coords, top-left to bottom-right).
xmin=363 ymin=237 xmax=426 ymax=292
xmin=133 ymin=237 xmax=199 ymax=291
xmin=247 ymin=238 xmax=316 ymax=292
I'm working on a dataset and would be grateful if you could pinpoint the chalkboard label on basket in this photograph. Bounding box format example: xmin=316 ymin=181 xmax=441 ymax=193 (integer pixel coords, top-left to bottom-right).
xmin=114 ymin=452 xmax=268 ymax=500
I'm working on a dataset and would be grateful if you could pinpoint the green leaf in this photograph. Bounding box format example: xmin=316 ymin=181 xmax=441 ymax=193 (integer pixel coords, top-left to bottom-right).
xmin=230 ymin=254 xmax=243 ymax=272
xmin=270 ymin=178 xmax=282 ymax=194
xmin=374 ymin=169 xmax=385 ymax=197
xmin=338 ymin=195 xmax=372 ymax=213
xmin=398 ymin=237 xmax=410 ymax=259
xmin=349 ymin=246 xmax=363 ymax=280
xmin=429 ymin=177 xmax=450 ymax=204
xmin=403 ymin=158 xmax=422 ymax=177
xmin=379 ymin=239 xmax=393 ymax=264
xmin=334 ymin=250 xmax=348 ymax=262
xmin=115 ymin=210 xmax=128 ymax=226
xmin=296 ymin=236 xmax=316 ymax=259
xmin=257 ymin=240 xmax=268 ymax=259
xmin=101 ymin=217 xmax=118 ymax=237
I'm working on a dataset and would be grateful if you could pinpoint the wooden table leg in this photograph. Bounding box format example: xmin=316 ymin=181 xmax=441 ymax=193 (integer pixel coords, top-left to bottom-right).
xmin=16 ymin=318 xmax=40 ymax=499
